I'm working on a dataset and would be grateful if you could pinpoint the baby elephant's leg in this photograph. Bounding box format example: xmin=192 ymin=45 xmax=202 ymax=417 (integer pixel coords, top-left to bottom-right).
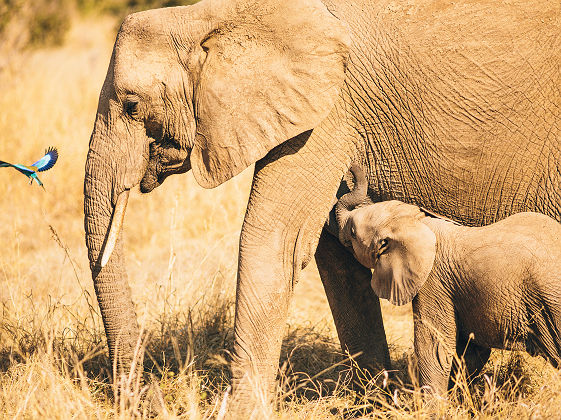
xmin=450 ymin=334 xmax=491 ymax=388
xmin=527 ymin=300 xmax=561 ymax=368
xmin=413 ymin=301 xmax=457 ymax=396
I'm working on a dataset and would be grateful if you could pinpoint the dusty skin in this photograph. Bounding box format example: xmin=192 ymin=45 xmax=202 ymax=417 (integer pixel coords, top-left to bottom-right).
xmin=338 ymin=165 xmax=561 ymax=397
xmin=2 ymin=11 xmax=561 ymax=420
xmin=82 ymin=0 xmax=560 ymax=414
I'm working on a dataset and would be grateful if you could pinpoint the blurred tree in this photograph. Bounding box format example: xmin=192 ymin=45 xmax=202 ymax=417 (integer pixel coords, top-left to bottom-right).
xmin=0 ymin=0 xmax=200 ymax=50
xmin=76 ymin=0 xmax=200 ymax=17
xmin=0 ymin=0 xmax=19 ymax=34
xmin=28 ymin=0 xmax=71 ymax=47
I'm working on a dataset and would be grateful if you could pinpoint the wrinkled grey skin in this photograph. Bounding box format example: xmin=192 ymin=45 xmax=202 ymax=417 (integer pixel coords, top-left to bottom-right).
xmin=338 ymin=188 xmax=561 ymax=395
xmin=83 ymin=0 xmax=560 ymax=411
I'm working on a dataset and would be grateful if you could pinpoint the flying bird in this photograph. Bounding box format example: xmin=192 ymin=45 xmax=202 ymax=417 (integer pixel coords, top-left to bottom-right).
xmin=0 ymin=147 xmax=59 ymax=188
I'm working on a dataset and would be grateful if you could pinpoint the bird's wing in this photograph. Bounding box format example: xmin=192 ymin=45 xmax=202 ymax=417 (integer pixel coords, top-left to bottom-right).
xmin=31 ymin=147 xmax=58 ymax=172
xmin=0 ymin=161 xmax=35 ymax=176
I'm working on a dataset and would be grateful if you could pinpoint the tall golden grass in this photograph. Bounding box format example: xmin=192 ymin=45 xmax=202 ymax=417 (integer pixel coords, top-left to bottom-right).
xmin=0 ymin=15 xmax=560 ymax=419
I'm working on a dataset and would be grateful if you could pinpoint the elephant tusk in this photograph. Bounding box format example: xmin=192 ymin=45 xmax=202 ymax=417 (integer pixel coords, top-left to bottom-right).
xmin=100 ymin=189 xmax=130 ymax=268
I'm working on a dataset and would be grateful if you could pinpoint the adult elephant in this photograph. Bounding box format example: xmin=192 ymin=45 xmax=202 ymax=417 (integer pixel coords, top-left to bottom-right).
xmin=83 ymin=0 xmax=560 ymax=412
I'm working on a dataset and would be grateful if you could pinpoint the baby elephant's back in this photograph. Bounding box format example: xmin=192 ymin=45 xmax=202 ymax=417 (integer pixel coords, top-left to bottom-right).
xmin=484 ymin=212 xmax=561 ymax=283
xmin=455 ymin=212 xmax=561 ymax=350
xmin=494 ymin=212 xmax=561 ymax=262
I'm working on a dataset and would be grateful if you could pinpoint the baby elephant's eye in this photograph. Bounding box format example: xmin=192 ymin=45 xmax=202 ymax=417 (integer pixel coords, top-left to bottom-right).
xmin=350 ymin=224 xmax=356 ymax=239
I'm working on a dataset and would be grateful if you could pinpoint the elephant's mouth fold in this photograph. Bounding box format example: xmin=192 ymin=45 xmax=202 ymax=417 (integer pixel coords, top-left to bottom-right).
xmin=140 ymin=156 xmax=191 ymax=193
xmin=140 ymin=141 xmax=191 ymax=193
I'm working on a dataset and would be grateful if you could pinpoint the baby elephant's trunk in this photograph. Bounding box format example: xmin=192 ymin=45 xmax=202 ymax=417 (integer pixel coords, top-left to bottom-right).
xmin=335 ymin=164 xmax=369 ymax=244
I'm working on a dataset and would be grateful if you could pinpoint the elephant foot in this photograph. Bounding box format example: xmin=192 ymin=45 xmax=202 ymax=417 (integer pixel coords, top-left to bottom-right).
xmin=225 ymin=376 xmax=275 ymax=420
xmin=329 ymin=383 xmax=398 ymax=419
xmin=331 ymin=404 xmax=375 ymax=419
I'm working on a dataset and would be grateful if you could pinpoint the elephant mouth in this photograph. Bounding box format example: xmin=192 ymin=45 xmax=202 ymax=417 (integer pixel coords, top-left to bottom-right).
xmin=140 ymin=171 xmax=160 ymax=193
xmin=140 ymin=158 xmax=191 ymax=193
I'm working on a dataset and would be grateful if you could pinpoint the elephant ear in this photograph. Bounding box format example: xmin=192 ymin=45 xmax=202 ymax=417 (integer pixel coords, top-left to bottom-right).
xmin=191 ymin=0 xmax=351 ymax=188
xmin=371 ymin=214 xmax=437 ymax=306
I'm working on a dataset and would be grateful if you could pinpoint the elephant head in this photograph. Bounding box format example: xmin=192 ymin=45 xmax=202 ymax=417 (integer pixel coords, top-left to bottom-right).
xmin=84 ymin=0 xmax=350 ymax=370
xmin=336 ymin=175 xmax=437 ymax=305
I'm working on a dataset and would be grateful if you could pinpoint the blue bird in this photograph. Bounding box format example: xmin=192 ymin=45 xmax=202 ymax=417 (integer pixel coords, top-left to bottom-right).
xmin=0 ymin=147 xmax=58 ymax=189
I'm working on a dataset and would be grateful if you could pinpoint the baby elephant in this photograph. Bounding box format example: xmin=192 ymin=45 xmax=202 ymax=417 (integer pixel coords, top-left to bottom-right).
xmin=336 ymin=164 xmax=561 ymax=395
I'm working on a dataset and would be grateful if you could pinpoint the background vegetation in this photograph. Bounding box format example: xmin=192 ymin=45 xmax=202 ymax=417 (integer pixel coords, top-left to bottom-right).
xmin=0 ymin=2 xmax=560 ymax=418
xmin=0 ymin=0 xmax=198 ymax=51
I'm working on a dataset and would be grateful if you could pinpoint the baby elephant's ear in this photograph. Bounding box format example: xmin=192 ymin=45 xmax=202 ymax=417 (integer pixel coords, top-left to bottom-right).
xmin=371 ymin=220 xmax=436 ymax=306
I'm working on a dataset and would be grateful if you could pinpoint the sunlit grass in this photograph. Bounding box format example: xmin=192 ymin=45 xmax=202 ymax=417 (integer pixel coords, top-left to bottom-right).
xmin=0 ymin=15 xmax=560 ymax=419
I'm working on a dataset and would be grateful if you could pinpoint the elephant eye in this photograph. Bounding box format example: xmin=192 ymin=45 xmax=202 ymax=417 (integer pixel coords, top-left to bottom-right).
xmin=379 ymin=238 xmax=389 ymax=254
xmin=124 ymin=100 xmax=139 ymax=119
xmin=350 ymin=224 xmax=356 ymax=239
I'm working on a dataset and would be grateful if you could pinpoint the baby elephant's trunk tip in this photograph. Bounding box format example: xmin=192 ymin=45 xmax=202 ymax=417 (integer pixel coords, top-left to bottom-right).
xmin=335 ymin=163 xmax=369 ymax=244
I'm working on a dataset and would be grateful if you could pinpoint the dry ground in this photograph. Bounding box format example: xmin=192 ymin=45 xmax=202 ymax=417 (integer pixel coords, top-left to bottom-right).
xmin=1 ymin=16 xmax=560 ymax=419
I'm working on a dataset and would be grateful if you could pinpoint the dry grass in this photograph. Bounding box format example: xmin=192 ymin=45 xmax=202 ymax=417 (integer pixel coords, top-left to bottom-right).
xmin=0 ymin=15 xmax=560 ymax=419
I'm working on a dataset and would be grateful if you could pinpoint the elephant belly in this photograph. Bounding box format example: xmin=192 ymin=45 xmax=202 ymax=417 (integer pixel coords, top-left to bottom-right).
xmin=455 ymin=289 xmax=530 ymax=351
xmin=456 ymin=296 xmax=561 ymax=360
xmin=458 ymin=320 xmax=529 ymax=352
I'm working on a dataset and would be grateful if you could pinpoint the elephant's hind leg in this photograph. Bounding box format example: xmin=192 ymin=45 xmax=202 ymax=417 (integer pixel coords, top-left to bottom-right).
xmin=528 ymin=299 xmax=561 ymax=368
xmin=315 ymin=228 xmax=392 ymax=387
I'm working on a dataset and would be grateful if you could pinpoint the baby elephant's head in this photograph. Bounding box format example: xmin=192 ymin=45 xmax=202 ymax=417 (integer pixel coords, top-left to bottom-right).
xmin=336 ymin=166 xmax=437 ymax=305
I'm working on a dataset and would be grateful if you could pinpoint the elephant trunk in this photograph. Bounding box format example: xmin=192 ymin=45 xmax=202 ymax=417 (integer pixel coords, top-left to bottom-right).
xmin=335 ymin=164 xmax=369 ymax=245
xmin=84 ymin=132 xmax=141 ymax=380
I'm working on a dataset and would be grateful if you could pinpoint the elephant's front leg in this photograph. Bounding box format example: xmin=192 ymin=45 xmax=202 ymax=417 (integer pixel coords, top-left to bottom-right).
xmin=315 ymin=229 xmax=391 ymax=384
xmin=413 ymin=296 xmax=457 ymax=397
xmin=229 ymin=132 xmax=354 ymax=414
